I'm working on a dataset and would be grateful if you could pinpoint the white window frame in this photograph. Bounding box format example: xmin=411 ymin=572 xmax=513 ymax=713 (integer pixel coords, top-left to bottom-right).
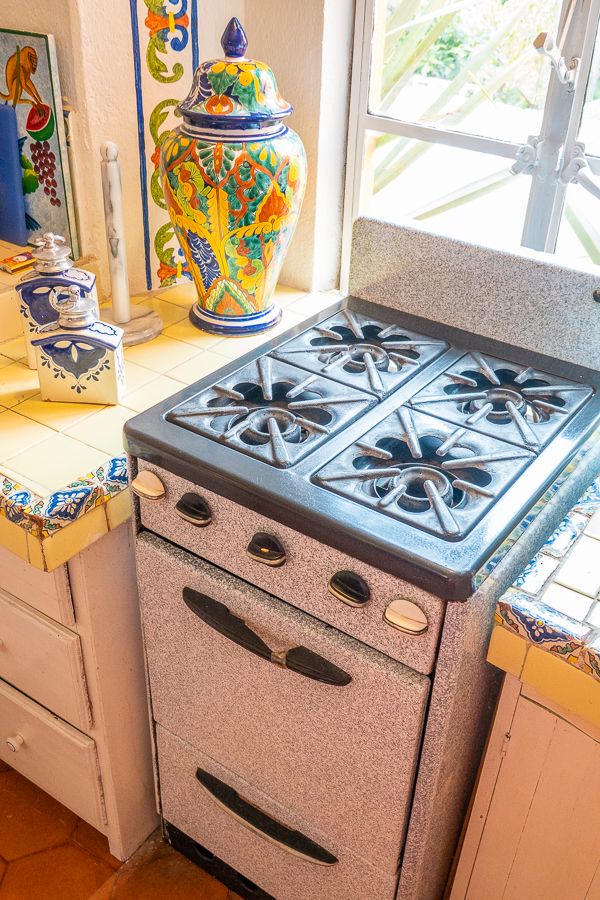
xmin=341 ymin=0 xmax=600 ymax=290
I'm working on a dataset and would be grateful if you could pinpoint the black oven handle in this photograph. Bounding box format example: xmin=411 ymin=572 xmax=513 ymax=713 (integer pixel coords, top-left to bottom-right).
xmin=195 ymin=768 xmax=338 ymax=866
xmin=183 ymin=588 xmax=352 ymax=686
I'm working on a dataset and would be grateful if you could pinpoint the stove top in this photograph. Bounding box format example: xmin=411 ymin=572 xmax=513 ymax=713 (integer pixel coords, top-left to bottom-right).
xmin=124 ymin=296 xmax=600 ymax=599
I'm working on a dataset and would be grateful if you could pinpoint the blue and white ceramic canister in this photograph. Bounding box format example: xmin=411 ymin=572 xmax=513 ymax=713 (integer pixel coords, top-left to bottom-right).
xmin=17 ymin=232 xmax=99 ymax=369
xmin=32 ymin=285 xmax=125 ymax=405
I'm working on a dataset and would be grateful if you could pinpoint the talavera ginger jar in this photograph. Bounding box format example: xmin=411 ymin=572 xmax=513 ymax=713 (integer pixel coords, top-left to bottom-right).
xmin=160 ymin=17 xmax=306 ymax=335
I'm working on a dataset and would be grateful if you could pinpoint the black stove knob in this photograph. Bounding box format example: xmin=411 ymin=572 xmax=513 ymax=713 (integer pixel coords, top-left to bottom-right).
xmin=175 ymin=493 xmax=212 ymax=527
xmin=247 ymin=532 xmax=286 ymax=567
xmin=328 ymin=571 xmax=370 ymax=607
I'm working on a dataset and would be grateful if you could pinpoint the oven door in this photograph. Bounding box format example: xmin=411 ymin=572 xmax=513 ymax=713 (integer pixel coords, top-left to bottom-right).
xmin=136 ymin=531 xmax=430 ymax=876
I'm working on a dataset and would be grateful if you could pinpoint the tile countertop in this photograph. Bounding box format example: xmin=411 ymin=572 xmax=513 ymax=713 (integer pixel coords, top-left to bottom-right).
xmin=489 ymin=479 xmax=600 ymax=727
xmin=0 ymin=281 xmax=332 ymax=572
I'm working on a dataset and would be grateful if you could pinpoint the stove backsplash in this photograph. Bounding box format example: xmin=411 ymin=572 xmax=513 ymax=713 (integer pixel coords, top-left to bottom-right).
xmin=348 ymin=218 xmax=600 ymax=370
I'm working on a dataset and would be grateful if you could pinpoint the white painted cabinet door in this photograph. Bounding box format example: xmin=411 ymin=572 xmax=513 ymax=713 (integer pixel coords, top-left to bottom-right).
xmin=457 ymin=694 xmax=600 ymax=900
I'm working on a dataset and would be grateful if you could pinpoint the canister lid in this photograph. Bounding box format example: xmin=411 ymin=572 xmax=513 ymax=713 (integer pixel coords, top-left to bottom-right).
xmin=32 ymin=233 xmax=72 ymax=275
xmin=50 ymin=284 xmax=97 ymax=329
xmin=177 ymin=17 xmax=292 ymax=128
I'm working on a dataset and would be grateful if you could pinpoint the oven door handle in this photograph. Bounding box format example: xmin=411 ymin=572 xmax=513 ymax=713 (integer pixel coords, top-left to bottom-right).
xmin=195 ymin=768 xmax=338 ymax=866
xmin=183 ymin=588 xmax=352 ymax=686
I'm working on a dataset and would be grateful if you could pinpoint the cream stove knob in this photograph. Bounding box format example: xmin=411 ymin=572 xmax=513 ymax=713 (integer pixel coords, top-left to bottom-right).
xmin=6 ymin=734 xmax=24 ymax=753
xmin=383 ymin=598 xmax=428 ymax=635
xmin=131 ymin=470 xmax=166 ymax=502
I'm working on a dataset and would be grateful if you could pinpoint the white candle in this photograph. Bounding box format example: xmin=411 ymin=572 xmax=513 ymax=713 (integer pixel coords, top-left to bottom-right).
xmin=100 ymin=141 xmax=131 ymax=324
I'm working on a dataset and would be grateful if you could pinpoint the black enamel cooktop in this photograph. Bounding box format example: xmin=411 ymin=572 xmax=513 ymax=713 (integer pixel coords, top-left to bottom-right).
xmin=124 ymin=296 xmax=600 ymax=600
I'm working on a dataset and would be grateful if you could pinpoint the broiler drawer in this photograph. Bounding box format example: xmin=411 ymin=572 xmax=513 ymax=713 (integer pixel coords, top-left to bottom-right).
xmin=136 ymin=461 xmax=445 ymax=675
xmin=0 ymin=677 xmax=106 ymax=829
xmin=136 ymin=532 xmax=429 ymax=875
xmin=157 ymin=725 xmax=400 ymax=900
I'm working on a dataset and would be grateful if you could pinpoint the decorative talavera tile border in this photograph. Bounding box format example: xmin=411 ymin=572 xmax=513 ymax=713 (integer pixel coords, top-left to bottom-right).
xmin=494 ymin=476 xmax=600 ymax=685
xmin=0 ymin=455 xmax=128 ymax=539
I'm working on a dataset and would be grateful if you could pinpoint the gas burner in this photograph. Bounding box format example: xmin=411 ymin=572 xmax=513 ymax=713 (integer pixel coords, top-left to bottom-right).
xmin=166 ymin=357 xmax=376 ymax=468
xmin=270 ymin=309 xmax=448 ymax=398
xmin=407 ymin=352 xmax=593 ymax=451
xmin=313 ymin=407 xmax=534 ymax=540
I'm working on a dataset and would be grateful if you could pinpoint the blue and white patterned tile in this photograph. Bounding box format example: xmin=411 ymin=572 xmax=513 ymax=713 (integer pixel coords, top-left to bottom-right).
xmin=573 ymin=478 xmax=600 ymax=517
xmin=542 ymin=511 xmax=588 ymax=558
xmin=496 ymin=590 xmax=591 ymax=663
xmin=515 ymin=552 xmax=560 ymax=596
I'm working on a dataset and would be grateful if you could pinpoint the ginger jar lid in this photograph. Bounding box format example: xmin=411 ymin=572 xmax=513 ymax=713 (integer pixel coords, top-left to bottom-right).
xmin=177 ymin=18 xmax=292 ymax=129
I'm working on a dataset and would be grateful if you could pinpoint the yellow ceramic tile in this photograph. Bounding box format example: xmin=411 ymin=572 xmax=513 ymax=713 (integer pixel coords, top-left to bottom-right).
xmin=0 ymin=511 xmax=28 ymax=560
xmin=0 ymin=409 xmax=55 ymax=461
xmin=137 ymin=296 xmax=188 ymax=327
xmin=166 ymin=350 xmax=230 ymax=385
xmin=0 ymin=355 xmax=14 ymax=370
xmin=540 ymin=582 xmax=593 ymax=621
xmin=120 ymin=375 xmax=185 ymax=413
xmin=0 ymin=361 xmax=40 ymax=407
xmin=0 ymin=335 xmax=27 ymax=361
xmin=163 ymin=319 xmax=226 ymax=351
xmin=286 ymin=291 xmax=339 ymax=317
xmin=123 ymin=360 xmax=159 ymax=393
xmin=130 ymin=290 xmax=155 ymax=305
xmin=216 ymin=310 xmax=306 ymax=360
xmin=4 ymin=433 xmax=109 ymax=494
xmin=65 ymin=405 xmax=134 ymax=456
xmin=105 ymin=488 xmax=132 ymax=530
xmin=521 ymin=645 xmax=600 ymax=729
xmin=487 ymin=625 xmax=527 ymax=677
xmin=272 ymin=284 xmax=307 ymax=307
xmin=42 ymin=504 xmax=108 ymax=571
xmin=554 ymin=536 xmax=600 ymax=598
xmin=124 ymin=334 xmax=200 ymax=373
xmin=585 ymin=507 xmax=600 ymax=540
xmin=157 ymin=281 xmax=197 ymax=309
xmin=0 ymin=287 xmax=21 ymax=341
xmin=26 ymin=532 xmax=46 ymax=570
xmin=14 ymin=393 xmax=103 ymax=432
xmin=0 ymin=464 xmax=50 ymax=497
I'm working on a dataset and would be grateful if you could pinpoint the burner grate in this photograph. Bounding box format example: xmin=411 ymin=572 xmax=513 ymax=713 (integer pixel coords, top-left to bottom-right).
xmin=407 ymin=353 xmax=593 ymax=451
xmin=166 ymin=357 xmax=376 ymax=468
xmin=313 ymin=406 xmax=534 ymax=539
xmin=271 ymin=310 xmax=448 ymax=398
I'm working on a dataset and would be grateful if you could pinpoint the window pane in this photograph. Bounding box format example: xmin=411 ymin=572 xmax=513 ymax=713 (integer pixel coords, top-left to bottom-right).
xmin=371 ymin=0 xmax=559 ymax=144
xmin=555 ymin=181 xmax=600 ymax=267
xmin=578 ymin=18 xmax=600 ymax=156
xmin=361 ymin=130 xmax=530 ymax=249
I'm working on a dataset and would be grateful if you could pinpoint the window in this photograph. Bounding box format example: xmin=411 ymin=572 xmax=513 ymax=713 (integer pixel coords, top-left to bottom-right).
xmin=342 ymin=0 xmax=600 ymax=285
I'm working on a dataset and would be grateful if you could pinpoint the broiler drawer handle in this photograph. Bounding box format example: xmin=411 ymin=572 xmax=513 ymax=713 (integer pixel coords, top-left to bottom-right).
xmin=195 ymin=768 xmax=338 ymax=866
xmin=182 ymin=587 xmax=351 ymax=686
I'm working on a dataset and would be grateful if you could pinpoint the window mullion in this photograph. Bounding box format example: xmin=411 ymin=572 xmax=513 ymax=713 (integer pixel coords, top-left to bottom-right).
xmin=521 ymin=0 xmax=600 ymax=252
xmin=364 ymin=113 xmax=522 ymax=159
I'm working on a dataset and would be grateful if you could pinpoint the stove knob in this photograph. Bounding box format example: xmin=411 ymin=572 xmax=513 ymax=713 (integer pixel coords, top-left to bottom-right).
xmin=328 ymin=571 xmax=370 ymax=607
xmin=383 ymin=598 xmax=428 ymax=636
xmin=175 ymin=493 xmax=212 ymax=527
xmin=247 ymin=532 xmax=286 ymax=567
xmin=131 ymin=470 xmax=166 ymax=502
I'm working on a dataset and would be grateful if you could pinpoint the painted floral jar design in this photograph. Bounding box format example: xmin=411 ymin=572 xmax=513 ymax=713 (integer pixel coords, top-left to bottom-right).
xmin=160 ymin=17 xmax=307 ymax=335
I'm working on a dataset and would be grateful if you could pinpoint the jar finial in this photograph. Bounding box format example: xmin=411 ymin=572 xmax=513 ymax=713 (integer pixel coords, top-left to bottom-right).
xmin=221 ymin=17 xmax=248 ymax=58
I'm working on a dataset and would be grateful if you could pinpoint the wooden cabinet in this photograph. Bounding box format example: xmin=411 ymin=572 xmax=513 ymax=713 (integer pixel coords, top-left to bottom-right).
xmin=0 ymin=522 xmax=158 ymax=860
xmin=449 ymin=675 xmax=600 ymax=900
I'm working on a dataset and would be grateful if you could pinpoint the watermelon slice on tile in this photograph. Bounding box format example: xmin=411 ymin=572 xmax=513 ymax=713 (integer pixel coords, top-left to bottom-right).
xmin=26 ymin=104 xmax=55 ymax=142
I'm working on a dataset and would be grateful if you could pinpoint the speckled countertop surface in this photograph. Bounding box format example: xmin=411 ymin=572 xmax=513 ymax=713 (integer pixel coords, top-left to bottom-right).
xmin=0 ymin=281 xmax=331 ymax=571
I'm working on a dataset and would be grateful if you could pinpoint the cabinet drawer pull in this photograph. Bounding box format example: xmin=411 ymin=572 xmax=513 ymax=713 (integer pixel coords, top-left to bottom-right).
xmin=183 ymin=588 xmax=351 ymax=686
xmin=131 ymin=470 xmax=165 ymax=502
xmin=6 ymin=734 xmax=24 ymax=752
xmin=175 ymin=493 xmax=212 ymax=526
xmin=195 ymin=768 xmax=338 ymax=866
xmin=246 ymin=532 xmax=286 ymax=567
xmin=328 ymin=571 xmax=370 ymax=607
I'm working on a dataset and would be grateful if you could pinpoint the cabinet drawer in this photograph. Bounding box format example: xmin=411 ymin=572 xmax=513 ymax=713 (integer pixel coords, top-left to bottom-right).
xmin=0 ymin=589 xmax=91 ymax=731
xmin=0 ymin=678 xmax=106 ymax=829
xmin=137 ymin=532 xmax=429 ymax=875
xmin=157 ymin=725 xmax=398 ymax=900
xmin=0 ymin=543 xmax=74 ymax=626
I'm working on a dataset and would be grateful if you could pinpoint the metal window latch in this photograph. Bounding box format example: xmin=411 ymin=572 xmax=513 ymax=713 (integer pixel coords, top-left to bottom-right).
xmin=510 ymin=137 xmax=540 ymax=176
xmin=534 ymin=32 xmax=580 ymax=92
xmin=559 ymin=144 xmax=600 ymax=201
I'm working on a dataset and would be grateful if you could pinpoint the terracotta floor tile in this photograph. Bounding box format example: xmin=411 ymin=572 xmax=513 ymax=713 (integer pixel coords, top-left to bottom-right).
xmin=0 ymin=844 xmax=114 ymax=900
xmin=112 ymin=831 xmax=228 ymax=900
xmin=73 ymin=820 xmax=121 ymax=870
xmin=88 ymin=873 xmax=118 ymax=900
xmin=0 ymin=772 xmax=77 ymax=861
xmin=0 ymin=860 xmax=6 ymax=884
xmin=0 ymin=761 xmax=10 ymax=773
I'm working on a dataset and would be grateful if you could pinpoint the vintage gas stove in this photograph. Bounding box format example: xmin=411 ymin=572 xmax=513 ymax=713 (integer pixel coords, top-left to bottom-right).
xmin=125 ymin=224 xmax=600 ymax=900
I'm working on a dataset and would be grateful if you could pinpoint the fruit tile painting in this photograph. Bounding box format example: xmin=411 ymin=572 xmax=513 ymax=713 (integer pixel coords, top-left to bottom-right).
xmin=0 ymin=29 xmax=78 ymax=253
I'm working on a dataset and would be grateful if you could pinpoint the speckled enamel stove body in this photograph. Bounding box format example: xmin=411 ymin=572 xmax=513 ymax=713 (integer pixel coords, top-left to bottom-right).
xmin=127 ymin=217 xmax=600 ymax=900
